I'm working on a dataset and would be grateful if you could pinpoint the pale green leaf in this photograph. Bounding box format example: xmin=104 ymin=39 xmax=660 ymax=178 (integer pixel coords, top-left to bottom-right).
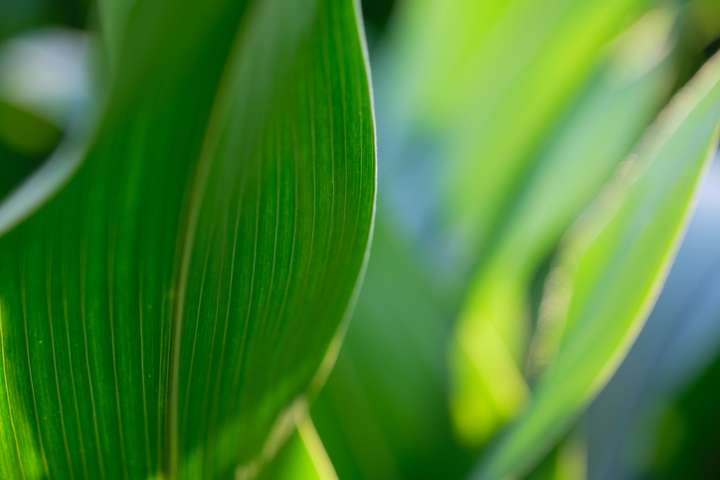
xmin=476 ymin=51 xmax=720 ymax=480
xmin=450 ymin=9 xmax=677 ymax=445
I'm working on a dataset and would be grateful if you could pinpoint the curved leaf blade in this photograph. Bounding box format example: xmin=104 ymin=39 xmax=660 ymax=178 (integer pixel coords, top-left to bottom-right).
xmin=0 ymin=0 xmax=375 ymax=478
xmin=476 ymin=51 xmax=720 ymax=479
xmin=450 ymin=9 xmax=677 ymax=445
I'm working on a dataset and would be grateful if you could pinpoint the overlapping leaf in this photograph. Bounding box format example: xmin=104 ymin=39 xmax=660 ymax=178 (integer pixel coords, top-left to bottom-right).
xmin=380 ymin=0 xmax=651 ymax=256
xmin=451 ymin=9 xmax=677 ymax=445
xmin=257 ymin=416 xmax=336 ymax=480
xmin=476 ymin=51 xmax=720 ymax=479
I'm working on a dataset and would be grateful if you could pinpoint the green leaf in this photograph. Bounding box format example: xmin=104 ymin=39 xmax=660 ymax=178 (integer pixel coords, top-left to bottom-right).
xmin=381 ymin=0 xmax=652 ymax=255
xmin=0 ymin=0 xmax=375 ymax=478
xmin=450 ymin=8 xmax=677 ymax=445
xmin=312 ymin=3 xmax=675 ymax=477
xmin=642 ymin=343 xmax=720 ymax=478
xmin=476 ymin=51 xmax=720 ymax=479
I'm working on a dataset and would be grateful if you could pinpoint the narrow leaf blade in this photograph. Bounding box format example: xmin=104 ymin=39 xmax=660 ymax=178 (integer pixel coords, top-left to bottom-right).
xmin=476 ymin=52 xmax=720 ymax=479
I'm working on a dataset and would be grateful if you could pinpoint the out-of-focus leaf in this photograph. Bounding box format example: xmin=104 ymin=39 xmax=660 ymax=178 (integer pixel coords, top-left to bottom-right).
xmin=256 ymin=416 xmax=337 ymax=480
xmin=0 ymin=1 xmax=375 ymax=479
xmin=379 ymin=0 xmax=652 ymax=259
xmin=586 ymin=157 xmax=720 ymax=479
xmin=450 ymin=9 xmax=677 ymax=446
xmin=312 ymin=217 xmax=473 ymax=480
xmin=314 ymin=2 xmax=681 ymax=478
xmin=526 ymin=432 xmax=586 ymax=480
xmin=475 ymin=51 xmax=720 ymax=479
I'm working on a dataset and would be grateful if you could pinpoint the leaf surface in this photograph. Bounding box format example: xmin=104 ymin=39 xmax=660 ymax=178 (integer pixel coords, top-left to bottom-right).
xmin=0 ymin=0 xmax=375 ymax=478
xmin=476 ymin=51 xmax=720 ymax=480
xmin=451 ymin=9 xmax=677 ymax=445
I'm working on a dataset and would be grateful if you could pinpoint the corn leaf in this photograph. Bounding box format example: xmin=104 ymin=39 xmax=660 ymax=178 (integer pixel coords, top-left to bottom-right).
xmin=0 ymin=0 xmax=375 ymax=478
xmin=451 ymin=9 xmax=677 ymax=445
xmin=476 ymin=51 xmax=720 ymax=480
xmin=312 ymin=1 xmax=674 ymax=476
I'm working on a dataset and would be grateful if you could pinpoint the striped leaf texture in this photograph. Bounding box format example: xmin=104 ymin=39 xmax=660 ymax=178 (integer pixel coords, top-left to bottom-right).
xmin=0 ymin=0 xmax=376 ymax=478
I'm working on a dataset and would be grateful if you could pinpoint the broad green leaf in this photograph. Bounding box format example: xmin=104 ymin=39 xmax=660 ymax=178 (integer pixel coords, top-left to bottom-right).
xmin=313 ymin=2 xmax=680 ymax=477
xmin=476 ymin=51 xmax=720 ymax=479
xmin=450 ymin=9 xmax=677 ymax=445
xmin=0 ymin=1 xmax=375 ymax=479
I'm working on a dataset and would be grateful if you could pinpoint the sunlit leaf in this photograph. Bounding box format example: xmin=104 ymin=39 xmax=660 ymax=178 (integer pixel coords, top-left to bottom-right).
xmin=451 ymin=9 xmax=677 ymax=445
xmin=586 ymin=159 xmax=720 ymax=478
xmin=476 ymin=50 xmax=720 ymax=480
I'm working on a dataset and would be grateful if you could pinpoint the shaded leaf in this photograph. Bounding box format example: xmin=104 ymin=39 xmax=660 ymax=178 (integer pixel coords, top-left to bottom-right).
xmin=586 ymin=157 xmax=720 ymax=478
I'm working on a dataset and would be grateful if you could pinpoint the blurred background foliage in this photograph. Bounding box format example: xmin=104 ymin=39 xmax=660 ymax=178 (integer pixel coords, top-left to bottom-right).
xmin=0 ymin=0 xmax=719 ymax=478
xmin=313 ymin=0 xmax=720 ymax=479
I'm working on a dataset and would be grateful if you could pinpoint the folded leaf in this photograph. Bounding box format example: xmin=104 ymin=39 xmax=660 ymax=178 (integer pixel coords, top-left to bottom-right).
xmin=379 ymin=0 xmax=651 ymax=258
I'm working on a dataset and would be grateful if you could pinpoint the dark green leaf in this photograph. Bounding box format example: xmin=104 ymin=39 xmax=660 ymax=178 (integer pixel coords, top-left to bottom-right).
xmin=0 ymin=0 xmax=375 ymax=478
